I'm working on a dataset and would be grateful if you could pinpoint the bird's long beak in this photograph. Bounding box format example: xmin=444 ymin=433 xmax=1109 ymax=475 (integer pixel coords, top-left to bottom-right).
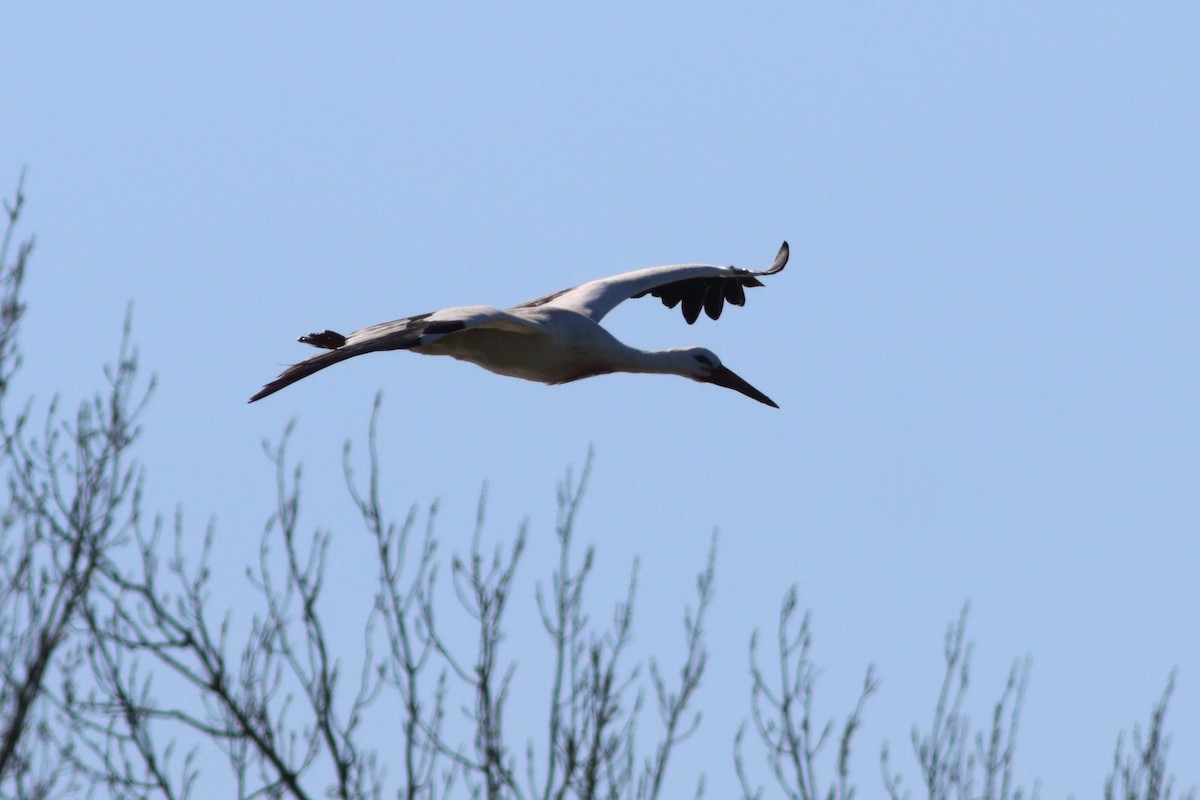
xmin=703 ymin=366 xmax=779 ymax=408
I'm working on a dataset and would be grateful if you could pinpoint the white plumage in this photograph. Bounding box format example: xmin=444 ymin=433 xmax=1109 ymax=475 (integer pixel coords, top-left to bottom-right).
xmin=250 ymin=242 xmax=789 ymax=407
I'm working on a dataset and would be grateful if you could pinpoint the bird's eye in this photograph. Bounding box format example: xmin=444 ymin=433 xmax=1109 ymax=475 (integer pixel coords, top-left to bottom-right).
xmin=694 ymin=354 xmax=714 ymax=368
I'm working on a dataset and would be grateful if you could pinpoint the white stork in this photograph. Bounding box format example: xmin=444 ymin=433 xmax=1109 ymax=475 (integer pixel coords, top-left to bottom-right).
xmin=249 ymin=241 xmax=789 ymax=407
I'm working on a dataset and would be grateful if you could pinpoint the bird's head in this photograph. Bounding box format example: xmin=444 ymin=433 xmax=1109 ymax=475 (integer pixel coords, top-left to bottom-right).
xmin=679 ymin=347 xmax=778 ymax=408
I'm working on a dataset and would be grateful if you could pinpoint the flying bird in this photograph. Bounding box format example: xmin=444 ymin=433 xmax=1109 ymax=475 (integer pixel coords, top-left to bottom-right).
xmin=249 ymin=241 xmax=789 ymax=407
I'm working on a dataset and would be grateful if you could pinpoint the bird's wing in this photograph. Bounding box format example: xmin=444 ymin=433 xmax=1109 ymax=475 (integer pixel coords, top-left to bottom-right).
xmin=519 ymin=241 xmax=789 ymax=324
xmin=248 ymin=306 xmax=539 ymax=402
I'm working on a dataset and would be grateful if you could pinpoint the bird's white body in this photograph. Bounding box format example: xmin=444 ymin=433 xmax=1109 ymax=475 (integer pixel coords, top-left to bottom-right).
xmin=250 ymin=242 xmax=789 ymax=406
xmin=413 ymin=306 xmax=686 ymax=384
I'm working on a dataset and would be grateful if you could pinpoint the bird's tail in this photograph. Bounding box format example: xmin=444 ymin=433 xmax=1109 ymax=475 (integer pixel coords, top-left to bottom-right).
xmin=299 ymin=329 xmax=347 ymax=349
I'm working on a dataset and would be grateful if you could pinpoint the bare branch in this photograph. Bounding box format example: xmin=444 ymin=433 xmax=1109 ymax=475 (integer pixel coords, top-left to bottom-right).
xmin=736 ymin=587 xmax=877 ymax=800
xmin=344 ymin=392 xmax=449 ymax=799
xmin=1 ymin=178 xmax=152 ymax=798
xmin=880 ymin=605 xmax=1034 ymax=800
xmin=421 ymin=482 xmax=527 ymax=800
xmin=1105 ymin=670 xmax=1197 ymax=800
xmin=640 ymin=532 xmax=715 ymax=800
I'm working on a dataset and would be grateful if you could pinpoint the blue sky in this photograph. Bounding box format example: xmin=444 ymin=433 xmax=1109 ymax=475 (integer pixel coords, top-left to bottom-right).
xmin=3 ymin=3 xmax=1198 ymax=797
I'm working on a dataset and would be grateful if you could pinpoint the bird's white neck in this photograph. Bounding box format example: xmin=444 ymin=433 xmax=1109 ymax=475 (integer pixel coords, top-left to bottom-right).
xmin=610 ymin=345 xmax=695 ymax=378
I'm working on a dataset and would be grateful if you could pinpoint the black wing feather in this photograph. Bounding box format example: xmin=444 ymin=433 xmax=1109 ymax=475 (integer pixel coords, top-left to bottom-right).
xmin=249 ymin=312 xmax=454 ymax=403
xmin=634 ymin=241 xmax=788 ymax=325
xmin=725 ymin=281 xmax=746 ymax=307
xmin=682 ymin=291 xmax=703 ymax=324
xmin=703 ymin=284 xmax=725 ymax=320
